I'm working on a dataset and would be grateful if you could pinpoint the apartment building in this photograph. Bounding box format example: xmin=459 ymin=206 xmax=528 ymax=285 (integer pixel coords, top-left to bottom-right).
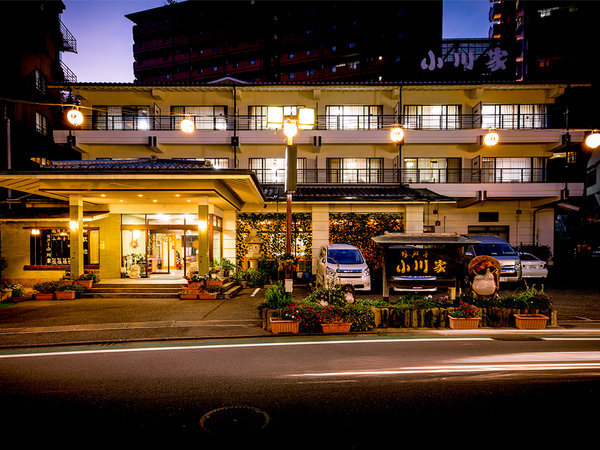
xmin=126 ymin=0 xmax=442 ymax=84
xmin=0 ymin=81 xmax=589 ymax=287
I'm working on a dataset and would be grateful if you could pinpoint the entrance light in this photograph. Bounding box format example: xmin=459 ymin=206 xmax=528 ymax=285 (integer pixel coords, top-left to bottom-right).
xmin=198 ymin=220 xmax=208 ymax=232
xmin=66 ymin=107 xmax=84 ymax=126
xmin=585 ymin=130 xmax=600 ymax=149
xmin=69 ymin=220 xmax=79 ymax=231
xmin=31 ymin=228 xmax=40 ymax=236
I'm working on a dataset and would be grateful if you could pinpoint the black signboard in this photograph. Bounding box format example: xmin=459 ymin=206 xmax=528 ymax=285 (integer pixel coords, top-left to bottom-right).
xmin=386 ymin=247 xmax=456 ymax=281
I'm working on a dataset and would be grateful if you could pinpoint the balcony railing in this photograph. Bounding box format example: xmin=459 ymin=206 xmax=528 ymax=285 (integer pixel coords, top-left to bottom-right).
xmin=251 ymin=168 xmax=554 ymax=185
xmin=60 ymin=20 xmax=77 ymax=53
xmin=72 ymin=114 xmax=558 ymax=131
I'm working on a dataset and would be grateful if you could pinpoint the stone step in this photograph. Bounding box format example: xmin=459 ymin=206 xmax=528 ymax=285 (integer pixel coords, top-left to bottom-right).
xmin=81 ymin=292 xmax=180 ymax=299
xmin=89 ymin=287 xmax=182 ymax=293
xmin=222 ymin=284 xmax=243 ymax=299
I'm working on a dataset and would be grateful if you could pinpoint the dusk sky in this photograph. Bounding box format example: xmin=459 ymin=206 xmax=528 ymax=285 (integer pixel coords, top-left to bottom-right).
xmin=60 ymin=0 xmax=491 ymax=82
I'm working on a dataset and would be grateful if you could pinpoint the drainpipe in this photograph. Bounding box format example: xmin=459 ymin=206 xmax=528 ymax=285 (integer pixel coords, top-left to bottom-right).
xmin=3 ymin=105 xmax=11 ymax=209
xmin=233 ymin=86 xmax=237 ymax=169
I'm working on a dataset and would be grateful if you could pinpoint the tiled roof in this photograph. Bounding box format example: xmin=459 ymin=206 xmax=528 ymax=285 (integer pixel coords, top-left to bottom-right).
xmin=261 ymin=184 xmax=454 ymax=202
xmin=39 ymin=159 xmax=215 ymax=171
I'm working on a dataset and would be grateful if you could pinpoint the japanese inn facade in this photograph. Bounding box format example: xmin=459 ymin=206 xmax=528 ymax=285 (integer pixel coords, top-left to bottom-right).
xmin=0 ymin=82 xmax=585 ymax=286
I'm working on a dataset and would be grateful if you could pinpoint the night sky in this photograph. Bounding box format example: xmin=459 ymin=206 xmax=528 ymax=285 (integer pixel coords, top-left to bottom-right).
xmin=60 ymin=0 xmax=490 ymax=82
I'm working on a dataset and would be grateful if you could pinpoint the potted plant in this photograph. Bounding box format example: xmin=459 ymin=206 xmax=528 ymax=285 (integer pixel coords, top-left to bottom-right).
xmin=512 ymin=285 xmax=551 ymax=329
xmin=318 ymin=305 xmax=352 ymax=333
xmin=270 ymin=304 xmax=300 ymax=334
xmin=218 ymin=257 xmax=234 ymax=277
xmin=55 ymin=283 xmax=78 ymax=300
xmin=75 ymin=272 xmax=95 ymax=289
xmin=186 ymin=274 xmax=207 ymax=291
xmin=448 ymin=302 xmax=481 ymax=329
xmin=7 ymin=283 xmax=25 ymax=299
xmin=178 ymin=289 xmax=197 ymax=300
xmin=197 ymin=284 xmax=220 ymax=299
xmin=33 ymin=281 xmax=59 ymax=300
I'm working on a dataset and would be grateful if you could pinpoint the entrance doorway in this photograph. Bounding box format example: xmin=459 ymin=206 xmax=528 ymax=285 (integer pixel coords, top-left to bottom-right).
xmin=121 ymin=214 xmax=219 ymax=279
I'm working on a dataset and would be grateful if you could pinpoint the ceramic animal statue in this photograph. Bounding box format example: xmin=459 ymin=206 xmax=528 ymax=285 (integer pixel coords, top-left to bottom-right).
xmin=128 ymin=264 xmax=141 ymax=279
xmin=467 ymin=255 xmax=501 ymax=298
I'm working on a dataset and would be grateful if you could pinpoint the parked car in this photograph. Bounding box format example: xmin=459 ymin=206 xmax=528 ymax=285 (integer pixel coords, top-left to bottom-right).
xmin=465 ymin=235 xmax=522 ymax=282
xmin=316 ymin=244 xmax=371 ymax=291
xmin=518 ymin=252 xmax=548 ymax=280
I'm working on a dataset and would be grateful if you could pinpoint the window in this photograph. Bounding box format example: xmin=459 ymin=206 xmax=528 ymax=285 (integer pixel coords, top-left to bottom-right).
xmin=205 ymin=158 xmax=229 ymax=169
xmin=481 ymin=157 xmax=547 ymax=182
xmin=479 ymin=212 xmax=499 ymax=223
xmin=249 ymin=158 xmax=307 ymax=183
xmin=326 ymin=105 xmax=382 ymax=130
xmin=171 ymin=106 xmax=227 ymax=130
xmin=30 ymin=228 xmax=99 ymax=266
xmin=467 ymin=226 xmax=509 ymax=242
xmin=402 ymin=158 xmax=461 ymax=183
xmin=92 ymin=106 xmax=151 ymax=130
xmin=33 ymin=68 xmax=47 ymax=94
xmin=326 ymin=158 xmax=383 ymax=183
xmin=249 ymin=105 xmax=299 ymax=130
xmin=35 ymin=112 xmax=48 ymax=135
xmin=481 ymin=104 xmax=547 ymax=129
xmin=403 ymin=105 xmax=461 ymax=130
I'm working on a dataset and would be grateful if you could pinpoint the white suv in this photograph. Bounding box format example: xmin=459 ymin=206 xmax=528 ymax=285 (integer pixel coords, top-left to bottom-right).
xmin=316 ymin=244 xmax=371 ymax=291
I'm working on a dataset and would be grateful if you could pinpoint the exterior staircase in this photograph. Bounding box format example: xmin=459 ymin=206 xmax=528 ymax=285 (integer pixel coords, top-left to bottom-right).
xmin=83 ymin=280 xmax=243 ymax=299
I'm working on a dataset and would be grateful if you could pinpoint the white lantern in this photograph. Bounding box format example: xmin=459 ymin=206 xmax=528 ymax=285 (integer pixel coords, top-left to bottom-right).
xmin=585 ymin=130 xmax=600 ymax=149
xmin=266 ymin=106 xmax=284 ymax=129
xmin=66 ymin=108 xmax=84 ymax=126
xmin=390 ymin=127 xmax=405 ymax=143
xmin=298 ymin=107 xmax=315 ymax=130
xmin=483 ymin=130 xmax=499 ymax=146
xmin=180 ymin=117 xmax=195 ymax=134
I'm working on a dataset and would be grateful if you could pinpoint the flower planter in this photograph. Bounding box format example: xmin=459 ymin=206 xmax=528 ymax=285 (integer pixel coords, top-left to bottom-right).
xmin=34 ymin=293 xmax=54 ymax=300
xmin=206 ymin=279 xmax=224 ymax=287
xmin=514 ymin=314 xmax=549 ymax=330
xmin=75 ymin=279 xmax=93 ymax=289
xmin=448 ymin=317 xmax=481 ymax=330
xmin=187 ymin=282 xmax=203 ymax=290
xmin=321 ymin=322 xmax=352 ymax=334
xmin=55 ymin=291 xmax=76 ymax=300
xmin=270 ymin=318 xmax=300 ymax=334
xmin=197 ymin=292 xmax=219 ymax=299
xmin=179 ymin=293 xmax=198 ymax=300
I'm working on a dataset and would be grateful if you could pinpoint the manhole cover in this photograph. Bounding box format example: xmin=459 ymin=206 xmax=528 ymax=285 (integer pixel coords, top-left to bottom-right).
xmin=199 ymin=406 xmax=270 ymax=435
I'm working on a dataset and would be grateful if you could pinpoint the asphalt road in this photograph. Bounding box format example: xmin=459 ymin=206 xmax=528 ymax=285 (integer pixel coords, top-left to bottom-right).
xmin=1 ymin=336 xmax=599 ymax=448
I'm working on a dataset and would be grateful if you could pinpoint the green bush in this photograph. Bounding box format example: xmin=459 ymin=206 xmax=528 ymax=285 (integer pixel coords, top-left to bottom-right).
xmin=305 ymin=286 xmax=346 ymax=306
xmin=33 ymin=281 xmax=59 ymax=294
xmin=346 ymin=303 xmax=375 ymax=331
xmin=292 ymin=301 xmax=323 ymax=333
xmin=265 ymin=282 xmax=291 ymax=309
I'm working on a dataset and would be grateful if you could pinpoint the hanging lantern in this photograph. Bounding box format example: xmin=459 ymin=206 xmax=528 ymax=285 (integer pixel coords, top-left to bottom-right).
xmin=483 ymin=129 xmax=499 ymax=146
xmin=66 ymin=107 xmax=84 ymax=126
xmin=180 ymin=117 xmax=195 ymax=134
xmin=585 ymin=130 xmax=600 ymax=149
xmin=390 ymin=127 xmax=405 ymax=143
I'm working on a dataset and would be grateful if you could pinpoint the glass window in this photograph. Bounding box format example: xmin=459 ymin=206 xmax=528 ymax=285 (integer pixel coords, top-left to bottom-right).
xmin=402 ymin=158 xmax=461 ymax=183
xmin=30 ymin=228 xmax=99 ymax=266
xmin=249 ymin=157 xmax=306 ymax=183
xmin=326 ymin=105 xmax=382 ymax=130
xmin=482 ymin=104 xmax=547 ymax=129
xmin=171 ymin=106 xmax=227 ymax=130
xmin=327 ymin=248 xmax=364 ymax=264
xmin=35 ymin=112 xmax=48 ymax=135
xmin=403 ymin=105 xmax=461 ymax=130
xmin=327 ymin=158 xmax=383 ymax=183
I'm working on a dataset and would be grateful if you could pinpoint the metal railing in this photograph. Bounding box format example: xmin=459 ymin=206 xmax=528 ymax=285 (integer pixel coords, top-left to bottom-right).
xmin=251 ymin=168 xmax=552 ymax=184
xmin=60 ymin=20 xmax=77 ymax=53
xmin=69 ymin=113 xmax=557 ymax=131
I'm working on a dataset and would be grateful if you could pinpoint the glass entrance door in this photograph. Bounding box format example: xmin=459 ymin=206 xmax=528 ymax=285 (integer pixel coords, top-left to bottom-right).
xmin=147 ymin=230 xmax=185 ymax=276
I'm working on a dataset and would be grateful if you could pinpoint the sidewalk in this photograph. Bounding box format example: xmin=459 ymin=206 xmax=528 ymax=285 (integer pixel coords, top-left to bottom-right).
xmin=1 ymin=285 xmax=600 ymax=348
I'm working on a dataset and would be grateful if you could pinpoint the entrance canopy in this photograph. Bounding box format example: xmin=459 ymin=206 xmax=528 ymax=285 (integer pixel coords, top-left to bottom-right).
xmin=0 ymin=159 xmax=265 ymax=211
xmin=372 ymin=233 xmax=481 ymax=246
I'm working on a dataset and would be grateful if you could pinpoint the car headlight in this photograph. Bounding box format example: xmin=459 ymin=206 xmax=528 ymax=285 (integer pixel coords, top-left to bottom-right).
xmin=364 ymin=267 xmax=370 ymax=277
xmin=326 ymin=267 xmax=336 ymax=276
xmin=516 ymin=263 xmax=521 ymax=270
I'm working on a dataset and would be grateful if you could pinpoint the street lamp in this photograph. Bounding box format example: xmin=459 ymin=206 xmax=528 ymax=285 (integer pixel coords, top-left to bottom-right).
xmin=66 ymin=106 xmax=84 ymax=127
xmin=390 ymin=126 xmax=405 ymax=183
xmin=267 ymin=106 xmax=315 ymax=292
xmin=483 ymin=128 xmax=499 ymax=146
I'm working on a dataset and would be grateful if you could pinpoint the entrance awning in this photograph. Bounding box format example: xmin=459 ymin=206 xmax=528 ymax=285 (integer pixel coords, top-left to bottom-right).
xmin=372 ymin=233 xmax=481 ymax=246
xmin=0 ymin=159 xmax=265 ymax=211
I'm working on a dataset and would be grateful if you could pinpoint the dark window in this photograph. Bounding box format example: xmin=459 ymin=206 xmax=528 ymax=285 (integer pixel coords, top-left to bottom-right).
xmin=479 ymin=212 xmax=499 ymax=222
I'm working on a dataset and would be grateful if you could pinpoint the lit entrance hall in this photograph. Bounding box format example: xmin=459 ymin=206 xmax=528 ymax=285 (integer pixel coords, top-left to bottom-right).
xmin=0 ymin=159 xmax=264 ymax=286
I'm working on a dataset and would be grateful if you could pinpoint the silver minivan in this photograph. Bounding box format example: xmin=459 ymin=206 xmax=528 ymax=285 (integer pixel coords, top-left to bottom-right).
xmin=465 ymin=235 xmax=522 ymax=282
xmin=316 ymin=244 xmax=371 ymax=291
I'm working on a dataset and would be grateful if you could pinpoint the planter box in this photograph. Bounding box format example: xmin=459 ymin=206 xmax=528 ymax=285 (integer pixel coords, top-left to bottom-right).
xmin=448 ymin=317 xmax=481 ymax=330
xmin=514 ymin=314 xmax=549 ymax=330
xmin=179 ymin=293 xmax=198 ymax=300
xmin=321 ymin=322 xmax=352 ymax=334
xmin=206 ymin=279 xmax=224 ymax=287
xmin=270 ymin=318 xmax=300 ymax=334
xmin=187 ymin=282 xmax=203 ymax=290
xmin=75 ymin=279 xmax=93 ymax=289
xmin=55 ymin=291 xmax=76 ymax=300
xmin=197 ymin=292 xmax=218 ymax=299
xmin=34 ymin=293 xmax=54 ymax=300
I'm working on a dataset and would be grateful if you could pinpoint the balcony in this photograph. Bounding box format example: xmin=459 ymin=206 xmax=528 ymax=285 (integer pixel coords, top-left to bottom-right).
xmin=59 ymin=20 xmax=77 ymax=53
xmin=55 ymin=114 xmax=563 ymax=132
xmin=250 ymin=168 xmax=568 ymax=185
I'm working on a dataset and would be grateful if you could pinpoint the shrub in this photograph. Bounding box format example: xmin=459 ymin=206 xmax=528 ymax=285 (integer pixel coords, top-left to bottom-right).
xmin=56 ymin=282 xmax=85 ymax=297
xmin=292 ymin=301 xmax=323 ymax=333
xmin=33 ymin=281 xmax=59 ymax=294
xmin=305 ymin=286 xmax=346 ymax=306
xmin=391 ymin=294 xmax=453 ymax=311
xmin=346 ymin=303 xmax=376 ymax=331
xmin=449 ymin=302 xmax=479 ymax=318
xmin=265 ymin=282 xmax=291 ymax=309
